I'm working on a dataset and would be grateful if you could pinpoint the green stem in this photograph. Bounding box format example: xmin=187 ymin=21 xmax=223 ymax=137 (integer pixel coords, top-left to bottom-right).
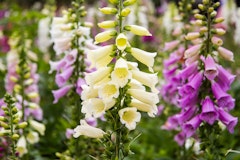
xmin=206 ymin=1 xmax=212 ymax=56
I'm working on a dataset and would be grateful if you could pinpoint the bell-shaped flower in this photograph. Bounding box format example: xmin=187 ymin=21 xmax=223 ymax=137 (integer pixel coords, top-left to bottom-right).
xmin=81 ymin=98 xmax=106 ymax=118
xmin=217 ymin=47 xmax=234 ymax=61
xmin=85 ymin=67 xmax=112 ymax=86
xmin=218 ymin=108 xmax=238 ymax=133
xmin=49 ymin=59 xmax=66 ymax=74
xmin=119 ymin=107 xmax=141 ymax=130
xmin=178 ymin=61 xmax=198 ymax=81
xmin=98 ymin=82 xmax=119 ymax=103
xmin=16 ymin=136 xmax=28 ymax=157
xmin=203 ymin=55 xmax=218 ymax=80
xmin=184 ymin=44 xmax=201 ymax=59
xmin=94 ymin=30 xmax=117 ymax=44
xmin=111 ymin=58 xmax=132 ymax=87
xmin=183 ymin=115 xmax=202 ymax=138
xmin=211 ymin=81 xmax=235 ymax=110
xmin=129 ymin=97 xmax=158 ymax=117
xmin=29 ymin=120 xmax=46 ymax=136
xmin=88 ymin=45 xmax=114 ymax=68
xmin=128 ymin=79 xmax=145 ymax=90
xmin=216 ymin=65 xmax=236 ymax=91
xmin=55 ymin=66 xmax=74 ymax=87
xmin=116 ymin=33 xmax=128 ymax=51
xmin=81 ymin=85 xmax=98 ymax=100
xmin=53 ymin=37 xmax=72 ymax=55
xmin=73 ymin=120 xmax=106 ymax=138
xmin=174 ymin=132 xmax=186 ymax=146
xmin=124 ymin=25 xmax=151 ymax=36
xmin=178 ymin=106 xmax=197 ymax=125
xmin=128 ymin=89 xmax=159 ymax=106
xmin=178 ymin=93 xmax=198 ymax=108
xmin=185 ymin=54 xmax=200 ymax=66
xmin=211 ymin=36 xmax=223 ymax=46
xmin=76 ymin=78 xmax=86 ymax=95
xmin=131 ymin=70 xmax=158 ymax=92
xmin=52 ymin=85 xmax=73 ymax=104
xmin=199 ymin=96 xmax=218 ymax=125
xmin=163 ymin=114 xmax=181 ymax=130
xmin=64 ymin=49 xmax=78 ymax=66
xmin=130 ymin=47 xmax=157 ymax=70
xmin=164 ymin=40 xmax=180 ymax=51
xmin=26 ymin=131 xmax=39 ymax=144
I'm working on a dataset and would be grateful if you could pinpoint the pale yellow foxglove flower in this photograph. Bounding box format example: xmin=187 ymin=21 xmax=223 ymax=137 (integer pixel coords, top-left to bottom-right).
xmin=128 ymin=89 xmax=159 ymax=106
xmin=26 ymin=131 xmax=39 ymax=144
xmin=88 ymin=45 xmax=114 ymax=68
xmin=16 ymin=136 xmax=28 ymax=157
xmin=81 ymin=98 xmax=106 ymax=118
xmin=119 ymin=107 xmax=141 ymax=130
xmin=125 ymin=25 xmax=152 ymax=36
xmin=111 ymin=58 xmax=132 ymax=87
xmin=98 ymin=82 xmax=119 ymax=103
xmin=128 ymin=79 xmax=145 ymax=90
xmin=29 ymin=120 xmax=46 ymax=136
xmin=130 ymin=98 xmax=158 ymax=117
xmin=131 ymin=70 xmax=158 ymax=93
xmin=94 ymin=30 xmax=117 ymax=44
xmin=116 ymin=33 xmax=128 ymax=51
xmin=99 ymin=7 xmax=118 ymax=14
xmin=81 ymin=85 xmax=99 ymax=100
xmin=121 ymin=8 xmax=131 ymax=17
xmin=217 ymin=47 xmax=234 ymax=61
xmin=85 ymin=67 xmax=112 ymax=86
xmin=73 ymin=120 xmax=106 ymax=138
xmin=98 ymin=20 xmax=117 ymax=29
xmin=130 ymin=47 xmax=157 ymax=69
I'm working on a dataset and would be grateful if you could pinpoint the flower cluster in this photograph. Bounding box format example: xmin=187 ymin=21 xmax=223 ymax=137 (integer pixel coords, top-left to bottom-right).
xmin=50 ymin=2 xmax=93 ymax=104
xmin=163 ymin=0 xmax=238 ymax=146
xmin=74 ymin=0 xmax=159 ymax=137
xmin=4 ymin=35 xmax=45 ymax=157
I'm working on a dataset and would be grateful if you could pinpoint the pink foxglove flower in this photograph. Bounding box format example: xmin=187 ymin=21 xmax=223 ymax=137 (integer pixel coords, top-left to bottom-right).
xmin=218 ymin=108 xmax=238 ymax=133
xmin=52 ymin=85 xmax=73 ymax=104
xmin=183 ymin=115 xmax=202 ymax=138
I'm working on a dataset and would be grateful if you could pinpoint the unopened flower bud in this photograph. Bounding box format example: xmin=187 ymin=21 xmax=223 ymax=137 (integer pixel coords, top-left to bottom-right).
xmin=98 ymin=21 xmax=117 ymax=29
xmin=203 ymin=0 xmax=209 ymax=4
xmin=24 ymin=79 xmax=34 ymax=86
xmin=10 ymin=76 xmax=18 ymax=83
xmin=185 ymin=32 xmax=201 ymax=40
xmin=210 ymin=11 xmax=217 ymax=17
xmin=121 ymin=8 xmax=131 ymax=17
xmin=83 ymin=22 xmax=93 ymax=28
xmin=13 ymin=118 xmax=20 ymax=124
xmin=200 ymin=27 xmax=208 ymax=33
xmin=198 ymin=4 xmax=205 ymax=11
xmin=215 ymin=28 xmax=226 ymax=36
xmin=28 ymin=102 xmax=39 ymax=109
xmin=24 ymin=72 xmax=31 ymax=79
xmin=0 ymin=130 xmax=10 ymax=136
xmin=99 ymin=7 xmax=118 ymax=14
xmin=211 ymin=37 xmax=223 ymax=46
xmin=14 ymin=84 xmax=21 ymax=93
xmin=123 ymin=0 xmax=137 ymax=6
xmin=27 ymin=92 xmax=39 ymax=99
xmin=12 ymin=133 xmax=20 ymax=140
xmin=12 ymin=107 xmax=18 ymax=114
xmin=17 ymin=122 xmax=28 ymax=129
xmin=0 ymin=121 xmax=9 ymax=129
xmin=109 ymin=0 xmax=118 ymax=4
xmin=214 ymin=17 xmax=224 ymax=23
xmin=194 ymin=14 xmax=205 ymax=20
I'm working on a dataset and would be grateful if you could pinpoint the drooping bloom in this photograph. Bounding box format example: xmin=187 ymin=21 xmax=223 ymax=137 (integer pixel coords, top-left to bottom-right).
xmin=218 ymin=108 xmax=238 ymax=133
xmin=119 ymin=107 xmax=141 ymax=130
xmin=16 ymin=136 xmax=28 ymax=157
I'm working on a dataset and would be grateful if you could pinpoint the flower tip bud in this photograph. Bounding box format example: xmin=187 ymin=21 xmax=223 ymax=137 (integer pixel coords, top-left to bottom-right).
xmin=12 ymin=133 xmax=20 ymax=140
xmin=17 ymin=122 xmax=28 ymax=129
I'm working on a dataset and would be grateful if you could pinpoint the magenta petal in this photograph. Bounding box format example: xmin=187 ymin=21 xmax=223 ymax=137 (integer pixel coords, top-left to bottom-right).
xmin=174 ymin=132 xmax=186 ymax=146
xmin=199 ymin=96 xmax=218 ymax=125
xmin=52 ymin=85 xmax=73 ymax=104
xmin=55 ymin=66 xmax=74 ymax=87
xmin=216 ymin=65 xmax=236 ymax=91
xmin=183 ymin=115 xmax=201 ymax=138
xmin=218 ymin=108 xmax=238 ymax=133
xmin=178 ymin=61 xmax=198 ymax=81
xmin=203 ymin=55 xmax=218 ymax=80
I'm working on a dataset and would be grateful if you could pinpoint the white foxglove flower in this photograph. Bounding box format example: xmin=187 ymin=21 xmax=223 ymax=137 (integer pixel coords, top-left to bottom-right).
xmin=119 ymin=107 xmax=141 ymax=130
xmin=128 ymin=79 xmax=145 ymax=90
xmin=29 ymin=120 xmax=46 ymax=136
xmin=26 ymin=131 xmax=39 ymax=144
xmin=111 ymin=58 xmax=132 ymax=87
xmin=16 ymin=136 xmax=28 ymax=157
xmin=82 ymin=98 xmax=106 ymax=118
xmin=116 ymin=33 xmax=128 ymax=51
xmin=128 ymin=89 xmax=159 ymax=105
xmin=88 ymin=45 xmax=114 ymax=68
xmin=98 ymin=82 xmax=119 ymax=103
xmin=81 ymin=85 xmax=99 ymax=100
xmin=73 ymin=120 xmax=106 ymax=138
xmin=131 ymin=70 xmax=158 ymax=92
xmin=130 ymin=47 xmax=157 ymax=70
xmin=85 ymin=67 xmax=112 ymax=86
xmin=130 ymin=98 xmax=158 ymax=117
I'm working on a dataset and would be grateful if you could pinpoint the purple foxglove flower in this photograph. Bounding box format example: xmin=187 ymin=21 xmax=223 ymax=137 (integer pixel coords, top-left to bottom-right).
xmin=178 ymin=61 xmax=198 ymax=81
xmin=199 ymin=96 xmax=218 ymax=125
xmin=64 ymin=49 xmax=78 ymax=67
xmin=178 ymin=106 xmax=197 ymax=125
xmin=66 ymin=128 xmax=74 ymax=139
xmin=183 ymin=115 xmax=202 ymax=138
xmin=164 ymin=40 xmax=180 ymax=51
xmin=211 ymin=81 xmax=235 ymax=110
xmin=157 ymin=105 xmax=164 ymax=116
xmin=31 ymin=108 xmax=43 ymax=121
xmin=163 ymin=66 xmax=178 ymax=79
xmin=216 ymin=65 xmax=235 ymax=91
xmin=162 ymin=114 xmax=181 ymax=130
xmin=174 ymin=131 xmax=186 ymax=146
xmin=55 ymin=66 xmax=74 ymax=87
xmin=52 ymin=85 xmax=73 ymax=104
xmin=178 ymin=93 xmax=198 ymax=108
xmin=163 ymin=53 xmax=180 ymax=68
xmin=218 ymin=108 xmax=238 ymax=133
xmin=202 ymin=55 xmax=218 ymax=80
xmin=76 ymin=78 xmax=86 ymax=95
xmin=184 ymin=44 xmax=201 ymax=59
xmin=49 ymin=59 xmax=67 ymax=74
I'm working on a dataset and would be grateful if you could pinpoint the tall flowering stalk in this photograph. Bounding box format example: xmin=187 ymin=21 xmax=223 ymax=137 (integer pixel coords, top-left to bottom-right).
xmin=49 ymin=0 xmax=97 ymax=159
xmin=163 ymin=0 xmax=237 ymax=159
xmin=73 ymin=0 xmax=159 ymax=159
xmin=0 ymin=94 xmax=27 ymax=159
